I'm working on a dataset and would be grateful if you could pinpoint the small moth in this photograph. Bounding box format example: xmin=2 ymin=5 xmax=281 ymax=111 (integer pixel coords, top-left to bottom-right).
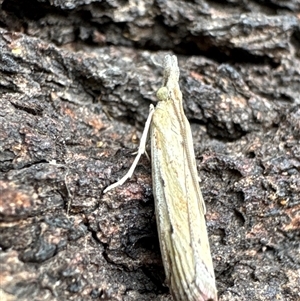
xmin=104 ymin=55 xmax=217 ymax=301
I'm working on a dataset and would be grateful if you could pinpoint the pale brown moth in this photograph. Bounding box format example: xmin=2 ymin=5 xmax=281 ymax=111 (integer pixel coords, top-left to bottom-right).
xmin=104 ymin=55 xmax=217 ymax=301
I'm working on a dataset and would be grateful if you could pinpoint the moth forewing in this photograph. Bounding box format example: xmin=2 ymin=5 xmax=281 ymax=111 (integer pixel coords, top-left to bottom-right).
xmin=151 ymin=55 xmax=217 ymax=301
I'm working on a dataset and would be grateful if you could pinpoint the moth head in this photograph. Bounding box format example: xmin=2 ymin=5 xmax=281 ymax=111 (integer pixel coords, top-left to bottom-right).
xmin=156 ymin=86 xmax=169 ymax=102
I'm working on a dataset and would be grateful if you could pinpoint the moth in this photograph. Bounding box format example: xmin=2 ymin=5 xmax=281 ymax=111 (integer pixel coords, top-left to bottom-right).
xmin=104 ymin=55 xmax=217 ymax=301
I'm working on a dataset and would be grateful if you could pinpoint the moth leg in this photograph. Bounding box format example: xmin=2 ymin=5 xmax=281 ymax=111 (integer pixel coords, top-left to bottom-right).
xmin=103 ymin=104 xmax=155 ymax=193
xmin=144 ymin=150 xmax=150 ymax=161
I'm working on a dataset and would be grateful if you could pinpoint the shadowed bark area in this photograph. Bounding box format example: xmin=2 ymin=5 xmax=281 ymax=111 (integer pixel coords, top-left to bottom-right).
xmin=0 ymin=1 xmax=299 ymax=301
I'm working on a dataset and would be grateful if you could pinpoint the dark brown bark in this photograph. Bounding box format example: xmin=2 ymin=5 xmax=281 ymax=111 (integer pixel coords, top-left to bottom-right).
xmin=0 ymin=1 xmax=299 ymax=300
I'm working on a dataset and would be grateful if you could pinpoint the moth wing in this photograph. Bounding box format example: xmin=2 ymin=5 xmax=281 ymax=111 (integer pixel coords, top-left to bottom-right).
xmin=151 ymin=103 xmax=217 ymax=301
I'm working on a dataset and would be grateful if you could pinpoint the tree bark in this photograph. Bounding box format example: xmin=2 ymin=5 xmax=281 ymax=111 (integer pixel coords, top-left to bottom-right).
xmin=0 ymin=1 xmax=299 ymax=300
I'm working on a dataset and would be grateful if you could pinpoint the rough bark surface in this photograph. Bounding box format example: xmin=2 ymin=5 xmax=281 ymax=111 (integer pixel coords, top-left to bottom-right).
xmin=0 ymin=1 xmax=299 ymax=301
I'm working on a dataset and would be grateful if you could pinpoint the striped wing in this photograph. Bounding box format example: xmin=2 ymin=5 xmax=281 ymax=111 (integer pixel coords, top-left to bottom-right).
xmin=151 ymin=99 xmax=217 ymax=301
